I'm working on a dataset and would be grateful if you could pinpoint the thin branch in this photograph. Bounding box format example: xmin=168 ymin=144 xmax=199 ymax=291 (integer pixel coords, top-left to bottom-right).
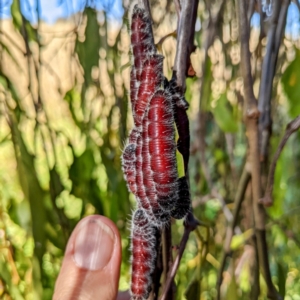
xmin=216 ymin=164 xmax=251 ymax=298
xmin=161 ymin=227 xmax=174 ymax=300
xmin=237 ymin=0 xmax=258 ymax=114
xmin=247 ymin=0 xmax=256 ymax=23
xmin=173 ymin=0 xmax=199 ymax=90
xmin=159 ymin=213 xmax=200 ymax=300
xmin=260 ymin=115 xmax=300 ymax=206
xmin=236 ymin=0 xmax=281 ymax=299
xmin=257 ymin=0 xmax=281 ymax=113
xmin=258 ymin=0 xmax=290 ymax=160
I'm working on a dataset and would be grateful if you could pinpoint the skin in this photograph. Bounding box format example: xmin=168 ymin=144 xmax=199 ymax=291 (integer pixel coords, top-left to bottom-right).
xmin=53 ymin=215 xmax=130 ymax=300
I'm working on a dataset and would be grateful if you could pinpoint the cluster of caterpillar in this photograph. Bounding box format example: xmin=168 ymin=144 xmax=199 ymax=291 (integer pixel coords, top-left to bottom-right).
xmin=121 ymin=4 xmax=191 ymax=300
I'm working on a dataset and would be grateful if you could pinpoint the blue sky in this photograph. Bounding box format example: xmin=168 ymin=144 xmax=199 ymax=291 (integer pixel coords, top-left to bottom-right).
xmin=0 ymin=0 xmax=124 ymax=23
xmin=0 ymin=1 xmax=299 ymax=39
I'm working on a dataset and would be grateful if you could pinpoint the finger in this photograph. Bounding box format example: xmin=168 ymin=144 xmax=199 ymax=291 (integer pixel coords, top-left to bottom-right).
xmin=53 ymin=215 xmax=121 ymax=300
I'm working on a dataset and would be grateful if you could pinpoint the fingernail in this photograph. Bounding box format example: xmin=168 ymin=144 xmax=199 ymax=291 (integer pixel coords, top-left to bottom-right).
xmin=74 ymin=219 xmax=115 ymax=270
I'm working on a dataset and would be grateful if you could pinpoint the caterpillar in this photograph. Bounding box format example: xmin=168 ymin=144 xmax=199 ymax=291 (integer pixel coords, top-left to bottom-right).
xmin=122 ymin=143 xmax=137 ymax=195
xmin=131 ymin=5 xmax=156 ymax=83
xmin=134 ymin=55 xmax=164 ymax=129
xmin=130 ymin=209 xmax=158 ymax=300
xmin=168 ymin=78 xmax=190 ymax=174
xmin=147 ymin=89 xmax=179 ymax=213
xmin=142 ymin=106 xmax=170 ymax=227
xmin=130 ymin=67 xmax=139 ymax=118
xmin=171 ymin=176 xmax=191 ymax=219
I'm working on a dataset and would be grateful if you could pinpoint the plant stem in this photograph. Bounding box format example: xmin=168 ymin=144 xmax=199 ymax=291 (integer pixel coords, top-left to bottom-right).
xmin=216 ymin=164 xmax=251 ymax=298
xmin=236 ymin=0 xmax=281 ymax=298
xmin=261 ymin=115 xmax=300 ymax=206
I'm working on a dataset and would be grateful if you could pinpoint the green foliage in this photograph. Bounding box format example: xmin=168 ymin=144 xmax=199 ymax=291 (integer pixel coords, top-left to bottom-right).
xmin=211 ymin=93 xmax=238 ymax=133
xmin=282 ymin=50 xmax=300 ymax=117
xmin=76 ymin=8 xmax=101 ymax=86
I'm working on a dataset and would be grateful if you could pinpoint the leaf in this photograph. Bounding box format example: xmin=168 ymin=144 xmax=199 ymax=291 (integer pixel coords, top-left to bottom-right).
xmin=231 ymin=229 xmax=254 ymax=250
xmin=185 ymin=279 xmax=201 ymax=300
xmin=69 ymin=148 xmax=95 ymax=183
xmin=277 ymin=261 xmax=287 ymax=297
xmin=226 ymin=271 xmax=238 ymax=300
xmin=49 ymin=168 xmax=64 ymax=199
xmin=69 ymin=148 xmax=104 ymax=215
xmin=211 ymin=93 xmax=238 ymax=133
xmin=11 ymin=0 xmax=22 ymax=30
xmin=75 ymin=8 xmax=101 ymax=86
xmin=201 ymin=57 xmax=213 ymax=111
xmin=282 ymin=49 xmax=300 ymax=117
xmin=9 ymin=110 xmax=47 ymax=271
xmin=204 ymin=198 xmax=221 ymax=220
xmin=0 ymin=258 xmax=23 ymax=300
xmin=64 ymin=89 xmax=84 ymax=128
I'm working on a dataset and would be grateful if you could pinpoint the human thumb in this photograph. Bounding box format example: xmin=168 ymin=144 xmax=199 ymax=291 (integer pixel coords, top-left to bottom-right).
xmin=53 ymin=215 xmax=121 ymax=300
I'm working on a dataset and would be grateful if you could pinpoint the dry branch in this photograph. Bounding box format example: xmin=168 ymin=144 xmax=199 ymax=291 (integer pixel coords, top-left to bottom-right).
xmin=216 ymin=164 xmax=251 ymax=298
xmin=236 ymin=0 xmax=282 ymax=298
xmin=260 ymin=115 xmax=300 ymax=206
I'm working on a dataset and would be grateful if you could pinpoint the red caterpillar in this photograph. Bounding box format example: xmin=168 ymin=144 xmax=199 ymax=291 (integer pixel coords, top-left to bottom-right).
xmin=135 ymin=133 xmax=153 ymax=216
xmin=131 ymin=5 xmax=156 ymax=83
xmin=142 ymin=107 xmax=170 ymax=227
xmin=130 ymin=209 xmax=158 ymax=300
xmin=134 ymin=55 xmax=164 ymax=129
xmin=130 ymin=67 xmax=139 ymax=118
xmin=122 ymin=127 xmax=140 ymax=194
xmin=147 ymin=90 xmax=179 ymax=212
xmin=122 ymin=143 xmax=137 ymax=194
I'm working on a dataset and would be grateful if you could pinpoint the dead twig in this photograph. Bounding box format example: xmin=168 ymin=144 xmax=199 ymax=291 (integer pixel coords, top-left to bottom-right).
xmin=260 ymin=115 xmax=300 ymax=206
xmin=159 ymin=213 xmax=200 ymax=300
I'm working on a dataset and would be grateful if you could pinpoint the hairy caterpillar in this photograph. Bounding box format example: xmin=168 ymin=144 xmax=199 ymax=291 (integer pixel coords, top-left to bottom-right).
xmin=122 ymin=143 xmax=137 ymax=194
xmin=131 ymin=5 xmax=156 ymax=82
xmin=147 ymin=89 xmax=179 ymax=212
xmin=130 ymin=209 xmax=158 ymax=300
xmin=134 ymin=55 xmax=164 ymax=129
xmin=142 ymin=106 xmax=170 ymax=227
xmin=168 ymin=78 xmax=190 ymax=174
xmin=130 ymin=67 xmax=139 ymax=118
xmin=171 ymin=176 xmax=191 ymax=219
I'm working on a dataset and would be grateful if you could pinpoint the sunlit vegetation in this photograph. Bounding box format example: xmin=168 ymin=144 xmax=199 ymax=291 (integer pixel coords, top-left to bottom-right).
xmin=0 ymin=0 xmax=300 ymax=299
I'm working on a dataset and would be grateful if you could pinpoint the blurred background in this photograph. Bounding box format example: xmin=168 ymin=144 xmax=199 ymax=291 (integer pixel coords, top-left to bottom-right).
xmin=0 ymin=0 xmax=300 ymax=299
